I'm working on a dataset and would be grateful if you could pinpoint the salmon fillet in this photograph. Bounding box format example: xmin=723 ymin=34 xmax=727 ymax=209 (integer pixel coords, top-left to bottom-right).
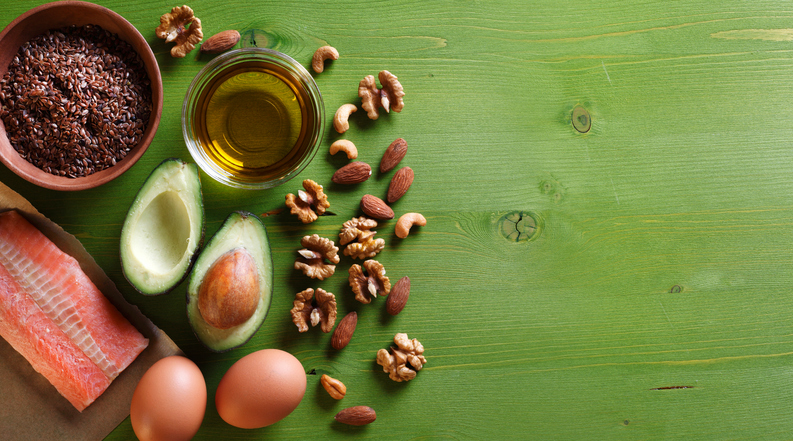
xmin=0 ymin=210 xmax=148 ymax=411
xmin=0 ymin=263 xmax=111 ymax=411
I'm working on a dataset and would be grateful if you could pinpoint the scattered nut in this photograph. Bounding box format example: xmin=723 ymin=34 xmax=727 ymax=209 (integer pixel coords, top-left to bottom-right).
xmin=320 ymin=374 xmax=346 ymax=399
xmin=358 ymin=70 xmax=405 ymax=120
xmin=334 ymin=103 xmax=357 ymax=133
xmin=200 ymin=29 xmax=240 ymax=53
xmin=387 ymin=166 xmax=414 ymax=203
xmin=340 ymin=217 xmax=385 ymax=260
xmin=332 ymin=161 xmax=371 ymax=184
xmin=285 ymin=179 xmax=330 ymax=223
xmin=395 ymin=212 xmax=426 ymax=239
xmin=290 ymin=288 xmax=337 ymax=333
xmin=349 ymin=260 xmax=391 ymax=304
xmin=155 ymin=5 xmax=203 ymax=58
xmin=380 ymin=138 xmax=408 ymax=173
xmin=335 ymin=406 xmax=376 ymax=426
xmin=329 ymin=139 xmax=358 ymax=159
xmin=358 ymin=75 xmax=381 ymax=120
xmin=331 ymin=311 xmax=357 ymax=350
xmin=312 ymin=45 xmax=339 ymax=73
xmin=360 ymin=194 xmax=394 ymax=220
xmin=386 ymin=276 xmax=410 ymax=316
xmin=376 ymin=333 xmax=426 ymax=382
xmin=379 ymin=70 xmax=405 ymax=113
xmin=344 ymin=239 xmax=385 ymax=260
xmin=339 ymin=216 xmax=378 ymax=245
xmin=294 ymin=234 xmax=340 ymax=280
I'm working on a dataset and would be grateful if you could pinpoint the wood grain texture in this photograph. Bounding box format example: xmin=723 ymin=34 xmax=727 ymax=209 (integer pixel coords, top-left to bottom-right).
xmin=2 ymin=0 xmax=793 ymax=439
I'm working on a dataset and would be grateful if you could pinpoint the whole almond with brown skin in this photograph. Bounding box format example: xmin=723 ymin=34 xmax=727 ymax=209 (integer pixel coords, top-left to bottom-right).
xmin=386 ymin=276 xmax=410 ymax=315
xmin=360 ymin=194 xmax=394 ymax=220
xmin=387 ymin=166 xmax=414 ymax=203
xmin=332 ymin=161 xmax=371 ymax=184
xmin=335 ymin=406 xmax=377 ymax=426
xmin=200 ymin=30 xmax=241 ymax=53
xmin=380 ymin=138 xmax=408 ymax=172
xmin=331 ymin=311 xmax=357 ymax=349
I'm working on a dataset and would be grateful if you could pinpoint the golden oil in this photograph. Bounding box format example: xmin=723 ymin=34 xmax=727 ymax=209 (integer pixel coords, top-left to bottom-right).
xmin=192 ymin=61 xmax=313 ymax=183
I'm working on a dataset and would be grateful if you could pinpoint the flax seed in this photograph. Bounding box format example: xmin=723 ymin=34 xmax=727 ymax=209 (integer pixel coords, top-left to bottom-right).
xmin=0 ymin=25 xmax=152 ymax=178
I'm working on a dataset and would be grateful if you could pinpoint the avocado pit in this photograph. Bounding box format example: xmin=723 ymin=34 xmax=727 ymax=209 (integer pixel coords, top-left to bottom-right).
xmin=198 ymin=248 xmax=259 ymax=329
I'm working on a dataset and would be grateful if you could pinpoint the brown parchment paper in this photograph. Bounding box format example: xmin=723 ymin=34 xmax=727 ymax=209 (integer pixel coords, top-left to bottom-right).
xmin=0 ymin=180 xmax=182 ymax=441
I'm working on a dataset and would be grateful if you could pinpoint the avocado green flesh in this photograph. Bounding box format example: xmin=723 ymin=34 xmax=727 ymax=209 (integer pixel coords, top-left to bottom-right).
xmin=187 ymin=211 xmax=273 ymax=352
xmin=120 ymin=158 xmax=204 ymax=295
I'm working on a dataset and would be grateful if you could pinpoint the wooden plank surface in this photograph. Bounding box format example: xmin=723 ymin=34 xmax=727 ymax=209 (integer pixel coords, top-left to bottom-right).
xmin=2 ymin=1 xmax=793 ymax=439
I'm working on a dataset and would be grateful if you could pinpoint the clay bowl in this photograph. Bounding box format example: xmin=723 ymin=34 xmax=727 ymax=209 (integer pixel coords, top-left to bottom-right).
xmin=0 ymin=1 xmax=162 ymax=191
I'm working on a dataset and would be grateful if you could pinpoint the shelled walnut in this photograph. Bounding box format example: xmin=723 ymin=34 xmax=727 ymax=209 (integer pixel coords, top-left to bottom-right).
xmin=376 ymin=333 xmax=427 ymax=382
xmin=155 ymin=5 xmax=203 ymax=58
xmin=358 ymin=70 xmax=405 ymax=120
xmin=349 ymin=260 xmax=390 ymax=304
xmin=340 ymin=217 xmax=385 ymax=259
xmin=295 ymin=235 xmax=340 ymax=280
xmin=290 ymin=288 xmax=337 ymax=333
xmin=285 ymin=179 xmax=330 ymax=224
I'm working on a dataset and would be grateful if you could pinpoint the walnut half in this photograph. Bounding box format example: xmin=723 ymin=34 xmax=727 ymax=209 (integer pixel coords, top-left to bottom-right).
xmin=349 ymin=259 xmax=390 ymax=304
xmin=290 ymin=288 xmax=337 ymax=333
xmin=376 ymin=333 xmax=427 ymax=382
xmin=285 ymin=179 xmax=330 ymax=224
xmin=155 ymin=5 xmax=203 ymax=58
xmin=295 ymin=234 xmax=340 ymax=280
xmin=340 ymin=216 xmax=384 ymax=259
xmin=358 ymin=70 xmax=405 ymax=120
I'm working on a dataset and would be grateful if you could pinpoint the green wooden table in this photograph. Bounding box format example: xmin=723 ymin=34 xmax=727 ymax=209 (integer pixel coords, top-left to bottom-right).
xmin=3 ymin=1 xmax=793 ymax=439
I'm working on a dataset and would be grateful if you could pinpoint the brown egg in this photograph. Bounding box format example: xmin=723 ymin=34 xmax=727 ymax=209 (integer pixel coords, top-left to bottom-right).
xmin=130 ymin=355 xmax=207 ymax=441
xmin=215 ymin=349 xmax=306 ymax=429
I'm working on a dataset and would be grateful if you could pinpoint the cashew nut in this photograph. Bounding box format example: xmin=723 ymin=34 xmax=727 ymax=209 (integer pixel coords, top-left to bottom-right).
xmin=312 ymin=45 xmax=339 ymax=73
xmin=333 ymin=104 xmax=357 ymax=134
xmin=330 ymin=140 xmax=358 ymax=159
xmin=395 ymin=213 xmax=426 ymax=239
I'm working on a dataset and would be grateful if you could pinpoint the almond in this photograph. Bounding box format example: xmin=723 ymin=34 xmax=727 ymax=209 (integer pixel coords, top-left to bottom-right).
xmin=386 ymin=166 xmax=414 ymax=203
xmin=360 ymin=194 xmax=394 ymax=220
xmin=200 ymin=30 xmax=241 ymax=54
xmin=335 ymin=406 xmax=377 ymax=426
xmin=331 ymin=311 xmax=357 ymax=349
xmin=332 ymin=161 xmax=371 ymax=184
xmin=386 ymin=276 xmax=410 ymax=315
xmin=380 ymin=138 xmax=407 ymax=173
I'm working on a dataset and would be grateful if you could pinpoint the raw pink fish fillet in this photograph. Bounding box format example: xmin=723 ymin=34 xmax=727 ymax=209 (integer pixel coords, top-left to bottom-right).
xmin=0 ymin=210 xmax=148 ymax=411
xmin=0 ymin=263 xmax=110 ymax=411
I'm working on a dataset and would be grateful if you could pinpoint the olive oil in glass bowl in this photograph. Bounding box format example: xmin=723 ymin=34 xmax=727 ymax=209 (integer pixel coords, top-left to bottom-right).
xmin=183 ymin=48 xmax=324 ymax=189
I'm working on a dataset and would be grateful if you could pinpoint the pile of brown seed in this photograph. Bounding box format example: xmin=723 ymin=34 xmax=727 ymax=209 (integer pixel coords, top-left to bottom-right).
xmin=0 ymin=25 xmax=152 ymax=178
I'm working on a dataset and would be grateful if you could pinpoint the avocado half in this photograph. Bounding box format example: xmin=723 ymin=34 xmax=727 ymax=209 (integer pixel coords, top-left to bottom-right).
xmin=187 ymin=211 xmax=273 ymax=352
xmin=120 ymin=158 xmax=204 ymax=295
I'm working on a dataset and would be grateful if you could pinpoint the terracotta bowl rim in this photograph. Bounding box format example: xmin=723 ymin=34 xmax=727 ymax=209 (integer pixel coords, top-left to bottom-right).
xmin=0 ymin=0 xmax=163 ymax=191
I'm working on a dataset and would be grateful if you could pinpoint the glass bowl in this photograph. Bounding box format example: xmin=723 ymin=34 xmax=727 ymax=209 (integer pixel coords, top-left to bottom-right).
xmin=183 ymin=48 xmax=324 ymax=190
